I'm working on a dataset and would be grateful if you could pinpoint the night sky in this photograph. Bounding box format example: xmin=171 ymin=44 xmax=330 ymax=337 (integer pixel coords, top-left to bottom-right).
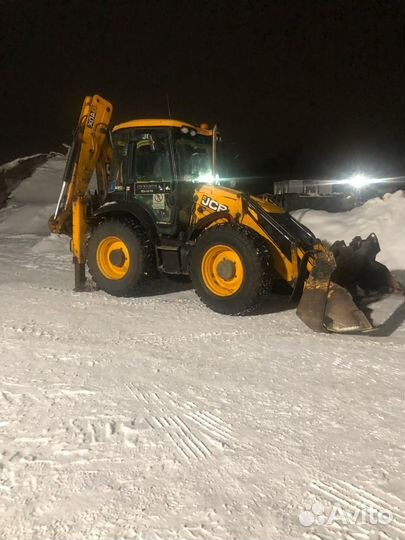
xmin=1 ymin=0 xmax=404 ymax=179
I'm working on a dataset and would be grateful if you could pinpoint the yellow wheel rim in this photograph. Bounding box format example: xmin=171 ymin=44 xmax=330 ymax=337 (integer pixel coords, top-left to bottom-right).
xmin=201 ymin=244 xmax=244 ymax=297
xmin=96 ymin=236 xmax=130 ymax=280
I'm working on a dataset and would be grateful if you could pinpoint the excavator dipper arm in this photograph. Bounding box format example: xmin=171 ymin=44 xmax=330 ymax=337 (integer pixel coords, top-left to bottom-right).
xmin=49 ymin=95 xmax=113 ymax=289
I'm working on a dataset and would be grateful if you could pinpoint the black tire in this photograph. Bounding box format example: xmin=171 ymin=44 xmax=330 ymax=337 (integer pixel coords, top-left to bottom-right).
xmin=190 ymin=224 xmax=271 ymax=315
xmin=87 ymin=218 xmax=151 ymax=296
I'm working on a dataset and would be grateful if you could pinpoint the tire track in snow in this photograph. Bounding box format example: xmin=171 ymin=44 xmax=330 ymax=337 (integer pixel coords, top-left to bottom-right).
xmin=146 ymin=413 xmax=213 ymax=463
xmin=2 ymin=317 xmax=252 ymax=349
xmin=307 ymin=477 xmax=405 ymax=540
xmin=165 ymin=420 xmax=209 ymax=462
xmin=184 ymin=410 xmax=236 ymax=447
xmin=170 ymin=415 xmax=212 ymax=459
xmin=126 ymin=382 xmax=233 ymax=463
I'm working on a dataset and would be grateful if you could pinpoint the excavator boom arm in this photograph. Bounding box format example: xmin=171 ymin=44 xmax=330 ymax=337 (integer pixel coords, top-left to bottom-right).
xmin=49 ymin=95 xmax=113 ymax=287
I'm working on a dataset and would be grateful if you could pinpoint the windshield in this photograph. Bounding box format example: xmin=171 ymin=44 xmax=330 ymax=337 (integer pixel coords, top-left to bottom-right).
xmin=109 ymin=128 xmax=172 ymax=191
xmin=174 ymin=131 xmax=214 ymax=183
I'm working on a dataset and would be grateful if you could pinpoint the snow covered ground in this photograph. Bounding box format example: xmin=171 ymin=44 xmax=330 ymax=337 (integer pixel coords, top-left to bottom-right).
xmin=0 ymin=156 xmax=404 ymax=540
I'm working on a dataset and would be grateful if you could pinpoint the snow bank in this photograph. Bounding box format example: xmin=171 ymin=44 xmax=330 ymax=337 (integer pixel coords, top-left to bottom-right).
xmin=292 ymin=191 xmax=405 ymax=270
xmin=0 ymin=153 xmax=45 ymax=173
xmin=0 ymin=155 xmax=65 ymax=235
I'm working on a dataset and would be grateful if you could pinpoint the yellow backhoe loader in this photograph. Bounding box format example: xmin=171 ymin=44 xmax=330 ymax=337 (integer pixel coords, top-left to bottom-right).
xmin=49 ymin=95 xmax=395 ymax=333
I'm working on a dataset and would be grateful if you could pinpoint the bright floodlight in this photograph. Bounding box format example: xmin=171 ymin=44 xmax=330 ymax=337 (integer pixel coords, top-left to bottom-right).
xmin=197 ymin=172 xmax=218 ymax=184
xmin=347 ymin=173 xmax=370 ymax=189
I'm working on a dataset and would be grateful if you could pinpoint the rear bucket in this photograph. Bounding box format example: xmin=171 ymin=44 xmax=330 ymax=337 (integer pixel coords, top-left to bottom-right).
xmin=296 ymin=251 xmax=374 ymax=333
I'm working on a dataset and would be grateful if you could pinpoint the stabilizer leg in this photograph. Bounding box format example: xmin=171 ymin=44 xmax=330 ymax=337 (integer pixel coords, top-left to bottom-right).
xmin=74 ymin=259 xmax=86 ymax=291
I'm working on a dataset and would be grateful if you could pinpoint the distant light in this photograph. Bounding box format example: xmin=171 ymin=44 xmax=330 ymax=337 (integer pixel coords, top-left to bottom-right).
xmin=196 ymin=172 xmax=218 ymax=184
xmin=347 ymin=173 xmax=370 ymax=189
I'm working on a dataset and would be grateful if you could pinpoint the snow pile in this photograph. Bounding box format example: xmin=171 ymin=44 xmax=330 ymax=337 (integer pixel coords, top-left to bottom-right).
xmin=0 ymin=153 xmax=45 ymax=173
xmin=0 ymin=155 xmax=65 ymax=235
xmin=292 ymin=191 xmax=405 ymax=270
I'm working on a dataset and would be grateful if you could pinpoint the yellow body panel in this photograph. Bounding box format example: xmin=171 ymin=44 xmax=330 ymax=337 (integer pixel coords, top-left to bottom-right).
xmin=191 ymin=184 xmax=320 ymax=284
xmin=113 ymin=118 xmax=213 ymax=137
xmin=250 ymin=195 xmax=285 ymax=214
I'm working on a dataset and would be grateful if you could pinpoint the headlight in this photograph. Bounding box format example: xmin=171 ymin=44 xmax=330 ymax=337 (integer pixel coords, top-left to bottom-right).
xmin=196 ymin=172 xmax=218 ymax=184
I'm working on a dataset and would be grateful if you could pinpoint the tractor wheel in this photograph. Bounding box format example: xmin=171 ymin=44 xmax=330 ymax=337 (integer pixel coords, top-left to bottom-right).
xmin=87 ymin=218 xmax=150 ymax=296
xmin=190 ymin=224 xmax=271 ymax=315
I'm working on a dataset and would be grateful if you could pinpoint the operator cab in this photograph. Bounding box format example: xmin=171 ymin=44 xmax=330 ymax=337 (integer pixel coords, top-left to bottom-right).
xmin=108 ymin=119 xmax=217 ymax=234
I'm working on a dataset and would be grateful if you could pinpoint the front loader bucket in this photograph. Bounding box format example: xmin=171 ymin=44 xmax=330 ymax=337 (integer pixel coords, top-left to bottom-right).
xmin=323 ymin=281 xmax=374 ymax=333
xmin=296 ymin=251 xmax=373 ymax=333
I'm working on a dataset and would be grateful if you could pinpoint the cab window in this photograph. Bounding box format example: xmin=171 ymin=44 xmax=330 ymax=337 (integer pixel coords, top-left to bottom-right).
xmin=175 ymin=133 xmax=212 ymax=182
xmin=109 ymin=129 xmax=173 ymax=191
xmin=129 ymin=131 xmax=172 ymax=183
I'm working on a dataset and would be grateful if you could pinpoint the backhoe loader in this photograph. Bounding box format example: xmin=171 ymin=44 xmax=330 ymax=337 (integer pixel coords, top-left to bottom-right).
xmin=49 ymin=95 xmax=394 ymax=333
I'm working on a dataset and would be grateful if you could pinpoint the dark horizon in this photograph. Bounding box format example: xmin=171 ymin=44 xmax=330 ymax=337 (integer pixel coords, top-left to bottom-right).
xmin=1 ymin=0 xmax=404 ymax=180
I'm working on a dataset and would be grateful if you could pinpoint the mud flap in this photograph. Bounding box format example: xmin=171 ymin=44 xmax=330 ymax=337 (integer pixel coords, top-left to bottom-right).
xmin=296 ymin=251 xmax=373 ymax=333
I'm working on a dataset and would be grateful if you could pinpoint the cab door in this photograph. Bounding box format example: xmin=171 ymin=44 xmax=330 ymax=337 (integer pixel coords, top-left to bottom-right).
xmin=128 ymin=129 xmax=175 ymax=225
xmin=109 ymin=128 xmax=177 ymax=228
